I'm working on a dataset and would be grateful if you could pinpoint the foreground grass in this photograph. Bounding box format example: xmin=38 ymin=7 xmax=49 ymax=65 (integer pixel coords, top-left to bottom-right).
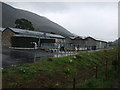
xmin=2 ymin=47 xmax=119 ymax=88
xmin=76 ymin=65 xmax=119 ymax=88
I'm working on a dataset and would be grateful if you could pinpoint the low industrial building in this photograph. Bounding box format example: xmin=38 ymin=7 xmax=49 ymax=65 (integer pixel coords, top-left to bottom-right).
xmin=64 ymin=36 xmax=86 ymax=51
xmin=2 ymin=27 xmax=65 ymax=50
xmin=84 ymin=36 xmax=109 ymax=50
xmin=64 ymin=36 xmax=109 ymax=51
xmin=96 ymin=40 xmax=108 ymax=49
xmin=1 ymin=27 xmax=109 ymax=51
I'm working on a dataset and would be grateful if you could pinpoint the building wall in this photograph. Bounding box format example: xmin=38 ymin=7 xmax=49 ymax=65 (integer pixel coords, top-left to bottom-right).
xmin=86 ymin=38 xmax=96 ymax=46
xmin=85 ymin=37 xmax=96 ymax=50
xmin=96 ymin=41 xmax=101 ymax=49
xmin=55 ymin=38 xmax=64 ymax=44
xmin=64 ymin=37 xmax=87 ymax=51
xmin=64 ymin=37 xmax=72 ymax=50
xmin=64 ymin=37 xmax=72 ymax=44
xmin=2 ymin=29 xmax=15 ymax=47
xmin=71 ymin=38 xmax=86 ymax=50
xmin=96 ymin=41 xmax=108 ymax=49
xmin=101 ymin=42 xmax=107 ymax=48
xmin=72 ymin=38 xmax=83 ymax=44
xmin=11 ymin=36 xmax=39 ymax=48
xmin=0 ymin=32 xmax=1 ymax=47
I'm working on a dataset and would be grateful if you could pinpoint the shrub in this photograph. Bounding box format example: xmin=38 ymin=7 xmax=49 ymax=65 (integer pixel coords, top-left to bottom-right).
xmin=47 ymin=57 xmax=53 ymax=61
xmin=73 ymin=54 xmax=82 ymax=60
xmin=69 ymin=59 xmax=73 ymax=63
xmin=63 ymin=68 xmax=71 ymax=75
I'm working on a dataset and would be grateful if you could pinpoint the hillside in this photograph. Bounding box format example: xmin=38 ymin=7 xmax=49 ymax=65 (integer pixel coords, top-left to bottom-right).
xmin=2 ymin=2 xmax=74 ymax=37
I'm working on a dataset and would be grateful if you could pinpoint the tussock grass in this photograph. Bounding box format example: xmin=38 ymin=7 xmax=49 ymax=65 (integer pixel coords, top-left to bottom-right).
xmin=2 ymin=47 xmax=119 ymax=88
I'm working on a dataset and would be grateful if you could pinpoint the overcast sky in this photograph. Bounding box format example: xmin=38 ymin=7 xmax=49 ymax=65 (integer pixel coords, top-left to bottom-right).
xmin=6 ymin=2 xmax=118 ymax=41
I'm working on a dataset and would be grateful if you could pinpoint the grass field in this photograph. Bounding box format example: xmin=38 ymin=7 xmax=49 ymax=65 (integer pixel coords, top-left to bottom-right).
xmin=2 ymin=47 xmax=120 ymax=88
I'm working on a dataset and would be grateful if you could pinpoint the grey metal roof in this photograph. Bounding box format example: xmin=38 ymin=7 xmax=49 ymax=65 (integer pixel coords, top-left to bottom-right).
xmin=8 ymin=27 xmax=44 ymax=35
xmin=7 ymin=27 xmax=65 ymax=39
xmin=68 ymin=36 xmax=86 ymax=40
xmin=13 ymin=34 xmax=56 ymax=40
xmin=46 ymin=33 xmax=65 ymax=39
xmin=13 ymin=34 xmax=40 ymax=38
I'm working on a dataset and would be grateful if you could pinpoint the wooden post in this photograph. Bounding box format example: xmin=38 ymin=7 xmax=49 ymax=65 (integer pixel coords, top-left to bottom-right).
xmin=57 ymin=44 xmax=59 ymax=57
xmin=105 ymin=60 xmax=108 ymax=80
xmin=73 ymin=77 xmax=75 ymax=90
xmin=70 ymin=44 xmax=72 ymax=55
xmin=114 ymin=61 xmax=117 ymax=71
xmin=112 ymin=60 xmax=116 ymax=71
xmin=95 ymin=65 xmax=98 ymax=79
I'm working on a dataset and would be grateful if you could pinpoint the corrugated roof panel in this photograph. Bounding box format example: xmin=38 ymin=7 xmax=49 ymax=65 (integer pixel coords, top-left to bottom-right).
xmin=13 ymin=34 xmax=39 ymax=38
xmin=8 ymin=27 xmax=65 ymax=39
xmin=9 ymin=27 xmax=44 ymax=35
xmin=46 ymin=33 xmax=65 ymax=39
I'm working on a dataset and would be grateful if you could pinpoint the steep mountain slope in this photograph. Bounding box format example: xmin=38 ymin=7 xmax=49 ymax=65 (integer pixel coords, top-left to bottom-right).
xmin=2 ymin=3 xmax=74 ymax=37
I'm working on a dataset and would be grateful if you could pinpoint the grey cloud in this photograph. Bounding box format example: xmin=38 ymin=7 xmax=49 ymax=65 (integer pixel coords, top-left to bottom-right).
xmin=6 ymin=2 xmax=68 ymax=13
xmin=6 ymin=2 xmax=118 ymax=41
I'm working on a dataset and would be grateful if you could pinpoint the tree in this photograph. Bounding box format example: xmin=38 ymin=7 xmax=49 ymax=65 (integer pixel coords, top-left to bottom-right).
xmin=15 ymin=18 xmax=34 ymax=30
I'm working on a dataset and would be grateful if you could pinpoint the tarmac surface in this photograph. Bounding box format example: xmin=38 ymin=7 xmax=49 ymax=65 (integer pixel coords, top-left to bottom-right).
xmin=1 ymin=46 xmax=110 ymax=69
xmin=1 ymin=47 xmax=77 ymax=69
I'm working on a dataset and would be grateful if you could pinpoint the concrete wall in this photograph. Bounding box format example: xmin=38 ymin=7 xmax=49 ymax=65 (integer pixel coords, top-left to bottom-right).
xmin=64 ymin=37 xmax=72 ymax=44
xmin=86 ymin=38 xmax=96 ymax=46
xmin=64 ymin=37 xmax=87 ymax=51
xmin=72 ymin=38 xmax=85 ymax=45
xmin=96 ymin=41 xmax=107 ymax=49
xmin=0 ymin=2 xmax=2 ymax=89
xmin=2 ymin=29 xmax=15 ymax=47
xmin=85 ymin=37 xmax=96 ymax=50
xmin=96 ymin=41 xmax=100 ymax=49
xmin=0 ymin=32 xmax=1 ymax=46
xmin=71 ymin=37 xmax=86 ymax=50
xmin=101 ymin=42 xmax=107 ymax=48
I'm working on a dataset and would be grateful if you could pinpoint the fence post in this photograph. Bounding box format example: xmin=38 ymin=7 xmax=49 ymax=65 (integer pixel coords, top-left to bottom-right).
xmin=73 ymin=77 xmax=75 ymax=90
xmin=95 ymin=65 xmax=98 ymax=79
xmin=105 ymin=60 xmax=108 ymax=80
